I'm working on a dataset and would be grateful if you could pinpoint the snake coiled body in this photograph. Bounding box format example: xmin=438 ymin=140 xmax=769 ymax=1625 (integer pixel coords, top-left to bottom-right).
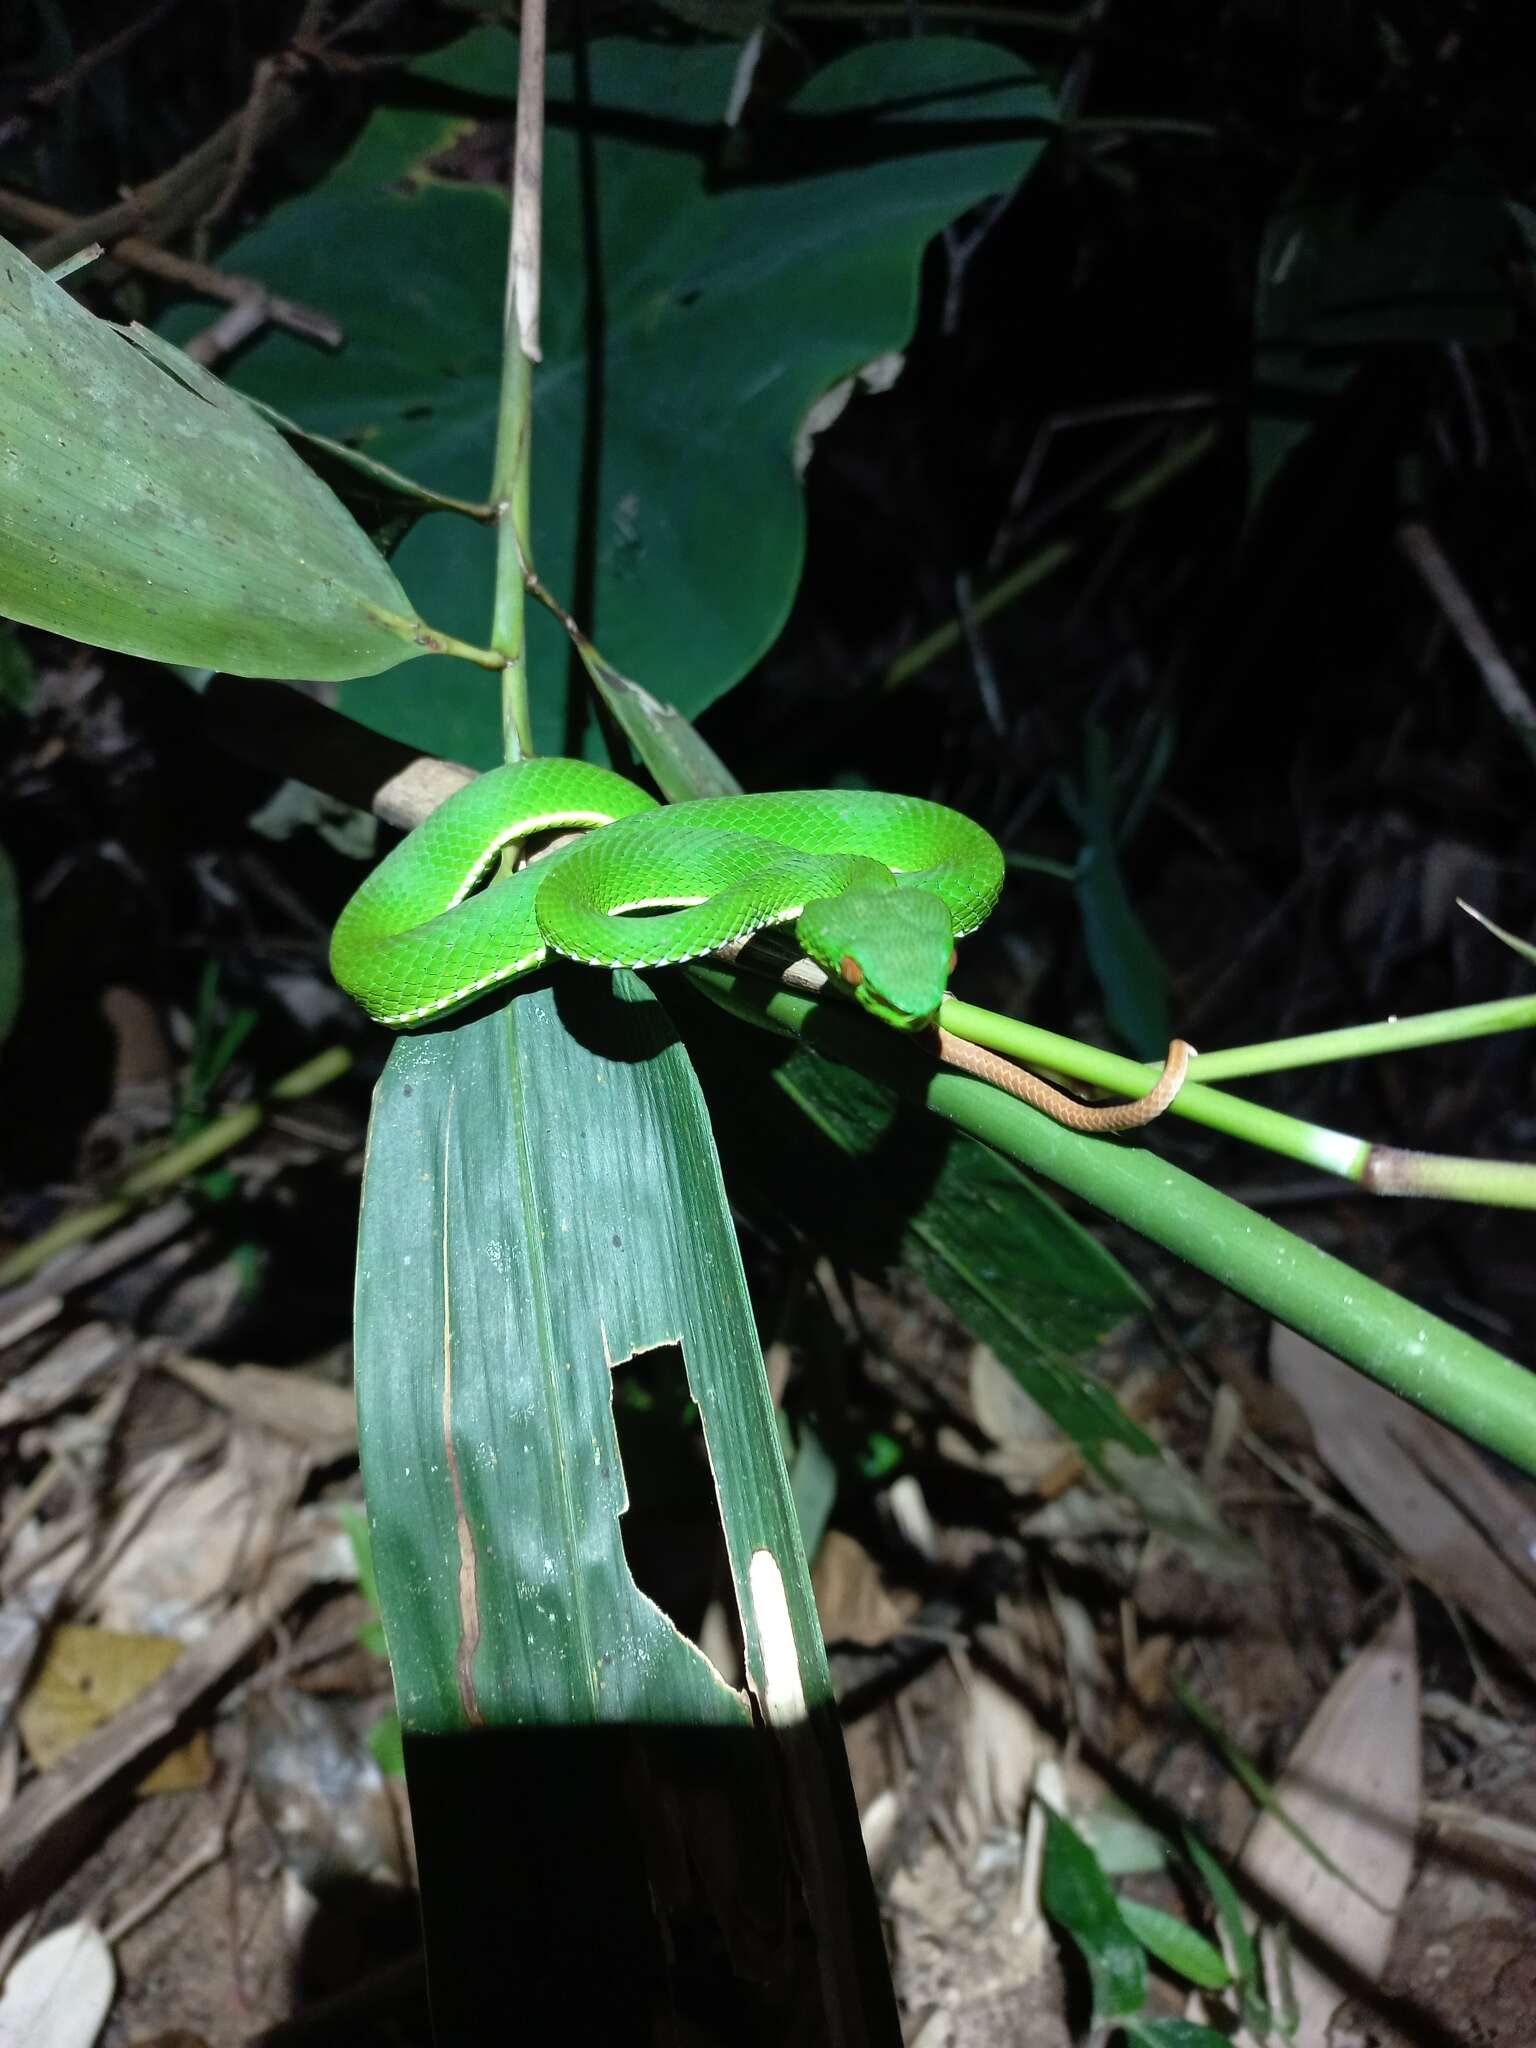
xmin=330 ymin=758 xmax=1004 ymax=1030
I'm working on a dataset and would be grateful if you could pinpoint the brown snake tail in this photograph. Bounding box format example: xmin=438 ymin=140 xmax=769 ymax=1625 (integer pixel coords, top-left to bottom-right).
xmin=933 ymin=1030 xmax=1194 ymax=1134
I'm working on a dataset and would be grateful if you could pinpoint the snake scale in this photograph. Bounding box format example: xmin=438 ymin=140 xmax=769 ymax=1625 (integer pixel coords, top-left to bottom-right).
xmin=330 ymin=758 xmax=1189 ymax=1131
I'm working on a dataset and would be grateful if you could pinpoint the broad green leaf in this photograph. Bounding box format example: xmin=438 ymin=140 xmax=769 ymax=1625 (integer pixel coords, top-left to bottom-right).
xmin=0 ymin=238 xmax=430 ymax=680
xmin=1251 ymin=151 xmax=1512 ymax=506
xmin=1041 ymin=1810 xmax=1147 ymax=2023
xmin=174 ymin=32 xmax=1054 ymax=764
xmin=1117 ymin=1896 xmax=1230 ymax=1990
xmin=355 ymin=971 xmax=899 ymax=2038
xmin=0 ymin=845 xmax=19 ymax=1048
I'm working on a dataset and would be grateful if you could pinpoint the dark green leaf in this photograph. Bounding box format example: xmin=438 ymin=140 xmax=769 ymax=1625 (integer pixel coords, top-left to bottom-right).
xmin=1063 ymin=725 xmax=1171 ymax=1060
xmin=1041 ymin=1810 xmax=1147 ymax=2023
xmin=354 ymin=971 xmax=899 ymax=2035
xmin=176 ymin=32 xmax=1054 ymax=764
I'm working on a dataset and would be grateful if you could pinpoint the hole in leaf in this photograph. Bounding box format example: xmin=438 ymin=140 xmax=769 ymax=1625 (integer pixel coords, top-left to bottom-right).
xmin=610 ymin=1341 xmax=742 ymax=1687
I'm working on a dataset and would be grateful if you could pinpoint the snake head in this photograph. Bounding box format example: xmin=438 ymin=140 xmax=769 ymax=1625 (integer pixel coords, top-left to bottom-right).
xmin=797 ymin=886 xmax=956 ymax=1031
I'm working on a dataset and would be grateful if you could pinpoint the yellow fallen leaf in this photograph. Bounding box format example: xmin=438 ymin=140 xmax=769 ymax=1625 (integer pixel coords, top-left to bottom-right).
xmin=16 ymin=1624 xmax=212 ymax=1795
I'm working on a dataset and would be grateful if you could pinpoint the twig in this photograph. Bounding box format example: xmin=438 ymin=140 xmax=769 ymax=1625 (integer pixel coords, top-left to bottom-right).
xmin=884 ymin=426 xmax=1217 ymax=689
xmin=27 ymin=0 xmax=186 ymax=111
xmin=0 ymin=1200 xmax=195 ymax=1330
xmin=490 ymin=0 xmax=548 ymax=761
xmin=182 ymin=295 xmax=280 ymax=368
xmin=23 ymin=92 xmax=301 ymax=273
xmin=101 ymin=1748 xmax=249 ymax=1945
xmin=0 ymin=1052 xmax=351 ymax=1291
xmin=0 ymin=189 xmax=341 ymax=349
xmin=19 ymin=0 xmax=403 ymax=273
xmin=1398 ymin=522 xmax=1536 ymax=770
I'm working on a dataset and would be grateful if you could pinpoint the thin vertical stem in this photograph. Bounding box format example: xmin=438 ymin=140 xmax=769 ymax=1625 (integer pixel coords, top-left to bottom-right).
xmin=491 ymin=1 xmax=547 ymax=763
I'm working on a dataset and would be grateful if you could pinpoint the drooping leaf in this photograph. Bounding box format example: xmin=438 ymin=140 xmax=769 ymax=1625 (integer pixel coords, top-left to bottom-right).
xmin=354 ymin=970 xmax=899 ymax=2039
xmin=170 ymin=32 xmax=1055 ymax=763
xmin=0 ymin=239 xmax=431 ymax=680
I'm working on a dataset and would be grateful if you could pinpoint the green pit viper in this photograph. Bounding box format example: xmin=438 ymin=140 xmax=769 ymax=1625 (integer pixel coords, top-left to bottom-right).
xmin=330 ymin=758 xmax=1190 ymax=1132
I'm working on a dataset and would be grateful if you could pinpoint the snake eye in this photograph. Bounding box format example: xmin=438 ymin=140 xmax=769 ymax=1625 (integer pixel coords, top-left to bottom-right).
xmin=839 ymin=955 xmax=863 ymax=988
xmin=947 ymin=949 xmax=958 ymax=975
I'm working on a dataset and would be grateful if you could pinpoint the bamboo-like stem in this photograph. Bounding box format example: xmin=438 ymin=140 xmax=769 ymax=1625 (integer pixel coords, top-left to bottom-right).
xmin=1174 ymin=992 xmax=1536 ymax=1083
xmin=939 ymin=995 xmax=1536 ymax=1208
xmin=490 ymin=0 xmax=547 ymax=763
xmin=0 ymin=1047 xmax=351 ymax=1290
xmin=691 ymin=970 xmax=1536 ymax=1479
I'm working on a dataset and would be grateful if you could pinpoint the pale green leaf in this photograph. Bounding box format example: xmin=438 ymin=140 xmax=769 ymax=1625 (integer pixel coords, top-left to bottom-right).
xmin=0 ymin=237 xmax=427 ymax=680
xmin=1117 ymin=1895 xmax=1231 ymax=1990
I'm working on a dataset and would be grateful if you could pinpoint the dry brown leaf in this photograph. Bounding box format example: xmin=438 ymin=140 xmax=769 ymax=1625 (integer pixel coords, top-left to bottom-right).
xmin=961 ymin=1619 xmax=1055 ymax=1839
xmin=1271 ymin=1327 xmax=1536 ymax=1663
xmin=160 ymin=1354 xmax=355 ymax=1464
xmin=90 ymin=1428 xmax=305 ymax=1639
xmin=0 ymin=1323 xmax=127 ymax=1429
xmin=15 ymin=1624 xmax=212 ymax=1795
xmin=811 ymin=1530 xmax=916 ymax=1649
xmin=1238 ymin=1600 xmax=1420 ymax=2045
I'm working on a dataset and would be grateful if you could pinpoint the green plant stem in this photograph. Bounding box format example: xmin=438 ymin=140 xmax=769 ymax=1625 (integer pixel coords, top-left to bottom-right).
xmin=940 ymin=998 xmax=1367 ymax=1176
xmin=1179 ymin=993 xmax=1536 ymax=1083
xmin=883 ymin=426 xmax=1216 ymax=689
xmin=942 ymin=997 xmax=1536 ymax=1207
xmin=0 ymin=1047 xmax=351 ymax=1290
xmin=692 ymin=972 xmax=1536 ymax=1478
xmin=369 ymin=609 xmax=507 ymax=671
xmin=489 ymin=2 xmax=546 ymax=764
